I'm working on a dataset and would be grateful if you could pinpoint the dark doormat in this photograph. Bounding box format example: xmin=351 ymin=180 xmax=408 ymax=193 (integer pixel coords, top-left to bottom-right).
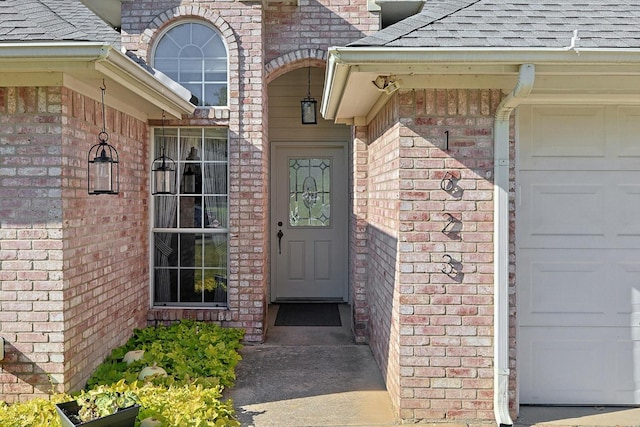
xmin=274 ymin=303 xmax=342 ymax=327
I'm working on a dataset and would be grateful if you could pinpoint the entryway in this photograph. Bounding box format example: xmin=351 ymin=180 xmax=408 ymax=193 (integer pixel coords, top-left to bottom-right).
xmin=270 ymin=145 xmax=348 ymax=301
xmin=268 ymin=64 xmax=350 ymax=304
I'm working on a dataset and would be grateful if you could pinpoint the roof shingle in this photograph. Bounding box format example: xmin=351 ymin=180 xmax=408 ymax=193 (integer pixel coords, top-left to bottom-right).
xmin=350 ymin=0 xmax=640 ymax=49
xmin=0 ymin=0 xmax=120 ymax=47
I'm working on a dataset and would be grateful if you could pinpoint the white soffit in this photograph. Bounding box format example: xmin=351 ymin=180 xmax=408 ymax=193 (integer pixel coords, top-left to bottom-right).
xmin=80 ymin=0 xmax=122 ymax=28
xmin=323 ymin=47 xmax=640 ymax=123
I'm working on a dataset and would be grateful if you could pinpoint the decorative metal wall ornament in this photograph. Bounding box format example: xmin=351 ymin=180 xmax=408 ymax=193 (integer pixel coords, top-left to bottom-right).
xmin=88 ymin=81 xmax=119 ymax=195
xmin=300 ymin=66 xmax=317 ymax=125
xmin=151 ymin=112 xmax=176 ymax=195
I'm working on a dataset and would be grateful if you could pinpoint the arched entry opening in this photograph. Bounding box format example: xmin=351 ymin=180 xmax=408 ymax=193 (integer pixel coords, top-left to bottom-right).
xmin=267 ymin=65 xmax=352 ymax=332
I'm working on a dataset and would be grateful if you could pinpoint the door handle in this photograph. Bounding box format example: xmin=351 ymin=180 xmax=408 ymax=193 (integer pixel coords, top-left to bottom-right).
xmin=277 ymin=229 xmax=283 ymax=254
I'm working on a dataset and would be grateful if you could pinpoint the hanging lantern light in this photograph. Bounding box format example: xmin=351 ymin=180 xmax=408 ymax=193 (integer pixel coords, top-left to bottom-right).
xmin=300 ymin=66 xmax=317 ymax=125
xmin=88 ymin=81 xmax=119 ymax=195
xmin=181 ymin=147 xmax=199 ymax=194
xmin=152 ymin=112 xmax=176 ymax=195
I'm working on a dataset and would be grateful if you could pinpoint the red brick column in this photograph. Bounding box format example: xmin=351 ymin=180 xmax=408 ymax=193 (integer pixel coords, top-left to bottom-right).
xmin=0 ymin=87 xmax=66 ymax=402
xmin=363 ymin=89 xmax=506 ymax=423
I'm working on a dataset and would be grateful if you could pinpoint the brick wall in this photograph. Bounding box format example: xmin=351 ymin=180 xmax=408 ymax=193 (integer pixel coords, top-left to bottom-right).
xmin=0 ymin=86 xmax=150 ymax=401
xmin=122 ymin=2 xmax=267 ymax=342
xmin=351 ymin=126 xmax=369 ymax=344
xmin=362 ymin=89 xmax=506 ymax=423
xmin=264 ymin=0 xmax=378 ymax=65
xmin=0 ymin=87 xmax=65 ymax=402
xmin=361 ymin=95 xmax=401 ymax=411
xmin=60 ymin=87 xmax=150 ymax=392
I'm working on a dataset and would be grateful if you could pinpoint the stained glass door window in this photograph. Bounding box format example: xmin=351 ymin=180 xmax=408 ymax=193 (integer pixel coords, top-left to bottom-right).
xmin=289 ymin=158 xmax=331 ymax=227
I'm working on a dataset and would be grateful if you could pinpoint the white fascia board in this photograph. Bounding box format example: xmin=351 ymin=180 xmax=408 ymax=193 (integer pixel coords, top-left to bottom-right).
xmin=322 ymin=46 xmax=640 ymax=122
xmin=96 ymin=48 xmax=196 ymax=119
xmin=0 ymin=42 xmax=195 ymax=119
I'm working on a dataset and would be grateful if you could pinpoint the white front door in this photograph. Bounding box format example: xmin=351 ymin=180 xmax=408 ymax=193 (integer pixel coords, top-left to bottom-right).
xmin=271 ymin=145 xmax=348 ymax=301
xmin=517 ymin=105 xmax=640 ymax=404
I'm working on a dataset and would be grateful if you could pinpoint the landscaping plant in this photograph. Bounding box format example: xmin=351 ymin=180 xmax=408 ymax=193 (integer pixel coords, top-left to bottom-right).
xmin=0 ymin=321 xmax=244 ymax=426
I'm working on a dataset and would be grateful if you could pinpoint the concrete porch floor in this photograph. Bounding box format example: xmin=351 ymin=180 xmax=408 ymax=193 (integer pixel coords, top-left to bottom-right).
xmin=225 ymin=303 xmax=397 ymax=426
xmin=225 ymin=304 xmax=640 ymax=427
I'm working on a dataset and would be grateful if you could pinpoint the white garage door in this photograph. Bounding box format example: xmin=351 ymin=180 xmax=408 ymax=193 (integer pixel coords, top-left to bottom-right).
xmin=517 ymin=105 xmax=640 ymax=405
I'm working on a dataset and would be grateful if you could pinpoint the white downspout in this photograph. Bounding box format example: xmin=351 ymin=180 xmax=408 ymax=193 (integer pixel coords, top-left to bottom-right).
xmin=494 ymin=63 xmax=535 ymax=426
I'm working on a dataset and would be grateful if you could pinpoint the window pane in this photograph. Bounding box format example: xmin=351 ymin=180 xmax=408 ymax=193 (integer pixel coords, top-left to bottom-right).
xmin=154 ymin=22 xmax=228 ymax=107
xmin=154 ymin=196 xmax=177 ymax=228
xmin=180 ymin=269 xmax=201 ymax=302
xmin=202 ymin=163 xmax=227 ymax=194
xmin=181 ymin=84 xmax=203 ymax=106
xmin=154 ymin=59 xmax=178 ymax=80
xmin=155 ymin=38 xmax=180 ymax=57
xmin=154 ymin=268 xmax=177 ymax=303
xmin=180 ymin=59 xmax=203 ymax=82
xmin=152 ymin=128 xmax=229 ymax=307
xmin=203 ymin=37 xmax=226 ymax=57
xmin=168 ymin=24 xmax=190 ymax=45
xmin=204 ymin=84 xmax=227 ymax=107
xmin=191 ymin=23 xmax=216 ymax=47
xmin=203 ymin=270 xmax=227 ymax=304
xmin=179 ymin=196 xmax=201 ymax=228
xmin=203 ymin=133 xmax=227 ymax=161
xmin=203 ymin=196 xmax=227 ymax=228
xmin=289 ymin=158 xmax=331 ymax=227
xmin=154 ymin=232 xmax=178 ymax=266
xmin=203 ymin=234 xmax=227 ymax=269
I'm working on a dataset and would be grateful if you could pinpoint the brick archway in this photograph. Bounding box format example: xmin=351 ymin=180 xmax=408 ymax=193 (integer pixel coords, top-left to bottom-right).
xmin=137 ymin=6 xmax=239 ymax=79
xmin=265 ymin=49 xmax=327 ymax=84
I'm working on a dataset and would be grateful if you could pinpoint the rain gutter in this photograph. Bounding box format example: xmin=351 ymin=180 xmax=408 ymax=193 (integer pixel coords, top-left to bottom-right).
xmin=493 ymin=63 xmax=535 ymax=427
xmin=0 ymin=42 xmax=195 ymax=118
xmin=321 ymin=46 xmax=640 ymax=120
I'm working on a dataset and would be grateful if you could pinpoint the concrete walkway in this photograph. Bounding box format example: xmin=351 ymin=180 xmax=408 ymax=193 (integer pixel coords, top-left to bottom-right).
xmin=515 ymin=406 xmax=640 ymax=427
xmin=226 ymin=304 xmax=397 ymax=427
xmin=226 ymin=304 xmax=640 ymax=427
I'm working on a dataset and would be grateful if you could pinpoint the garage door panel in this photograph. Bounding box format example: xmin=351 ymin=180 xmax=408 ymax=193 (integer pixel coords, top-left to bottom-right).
xmin=519 ymin=173 xmax=640 ymax=249
xmin=616 ymin=340 xmax=637 ymax=394
xmin=528 ymin=259 xmax=604 ymax=317
xmin=517 ymin=104 xmax=640 ymax=405
xmin=618 ymin=107 xmax=640 ymax=158
xmin=529 ymin=183 xmax=604 ymax=237
xmin=616 ymin=184 xmax=640 ymax=237
xmin=519 ymin=327 xmax=638 ymax=404
xmin=614 ymin=265 xmax=640 ymax=317
xmin=520 ymin=250 xmax=640 ymax=325
xmin=530 ymin=106 xmax=606 ymax=158
xmin=519 ymin=106 xmax=608 ymax=170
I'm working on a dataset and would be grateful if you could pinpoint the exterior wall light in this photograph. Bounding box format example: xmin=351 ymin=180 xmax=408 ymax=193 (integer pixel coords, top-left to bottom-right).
xmin=151 ymin=112 xmax=176 ymax=195
xmin=88 ymin=81 xmax=119 ymax=195
xmin=301 ymin=66 xmax=317 ymax=125
xmin=181 ymin=146 xmax=200 ymax=194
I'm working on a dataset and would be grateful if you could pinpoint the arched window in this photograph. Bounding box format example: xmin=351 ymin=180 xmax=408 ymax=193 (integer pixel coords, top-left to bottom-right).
xmin=153 ymin=22 xmax=228 ymax=107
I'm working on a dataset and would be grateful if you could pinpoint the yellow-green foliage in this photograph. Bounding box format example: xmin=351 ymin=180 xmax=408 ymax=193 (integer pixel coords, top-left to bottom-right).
xmin=0 ymin=321 xmax=244 ymax=427
xmin=0 ymin=394 xmax=69 ymax=427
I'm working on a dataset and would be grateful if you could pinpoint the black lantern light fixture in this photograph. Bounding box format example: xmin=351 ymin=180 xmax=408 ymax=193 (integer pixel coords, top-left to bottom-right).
xmin=300 ymin=66 xmax=317 ymax=125
xmin=181 ymin=147 xmax=199 ymax=194
xmin=88 ymin=81 xmax=119 ymax=195
xmin=151 ymin=112 xmax=176 ymax=195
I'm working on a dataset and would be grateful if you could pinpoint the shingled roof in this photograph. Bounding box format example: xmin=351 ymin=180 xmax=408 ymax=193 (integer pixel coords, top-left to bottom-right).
xmin=0 ymin=0 xmax=120 ymax=47
xmin=350 ymin=0 xmax=640 ymax=49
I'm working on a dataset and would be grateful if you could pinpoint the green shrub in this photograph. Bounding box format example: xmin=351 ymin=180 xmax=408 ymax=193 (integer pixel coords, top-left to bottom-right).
xmin=0 ymin=321 xmax=244 ymax=427
xmin=87 ymin=320 xmax=244 ymax=389
xmin=0 ymin=394 xmax=69 ymax=427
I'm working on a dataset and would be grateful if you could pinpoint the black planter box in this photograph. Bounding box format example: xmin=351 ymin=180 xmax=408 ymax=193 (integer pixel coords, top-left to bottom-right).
xmin=56 ymin=401 xmax=140 ymax=427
